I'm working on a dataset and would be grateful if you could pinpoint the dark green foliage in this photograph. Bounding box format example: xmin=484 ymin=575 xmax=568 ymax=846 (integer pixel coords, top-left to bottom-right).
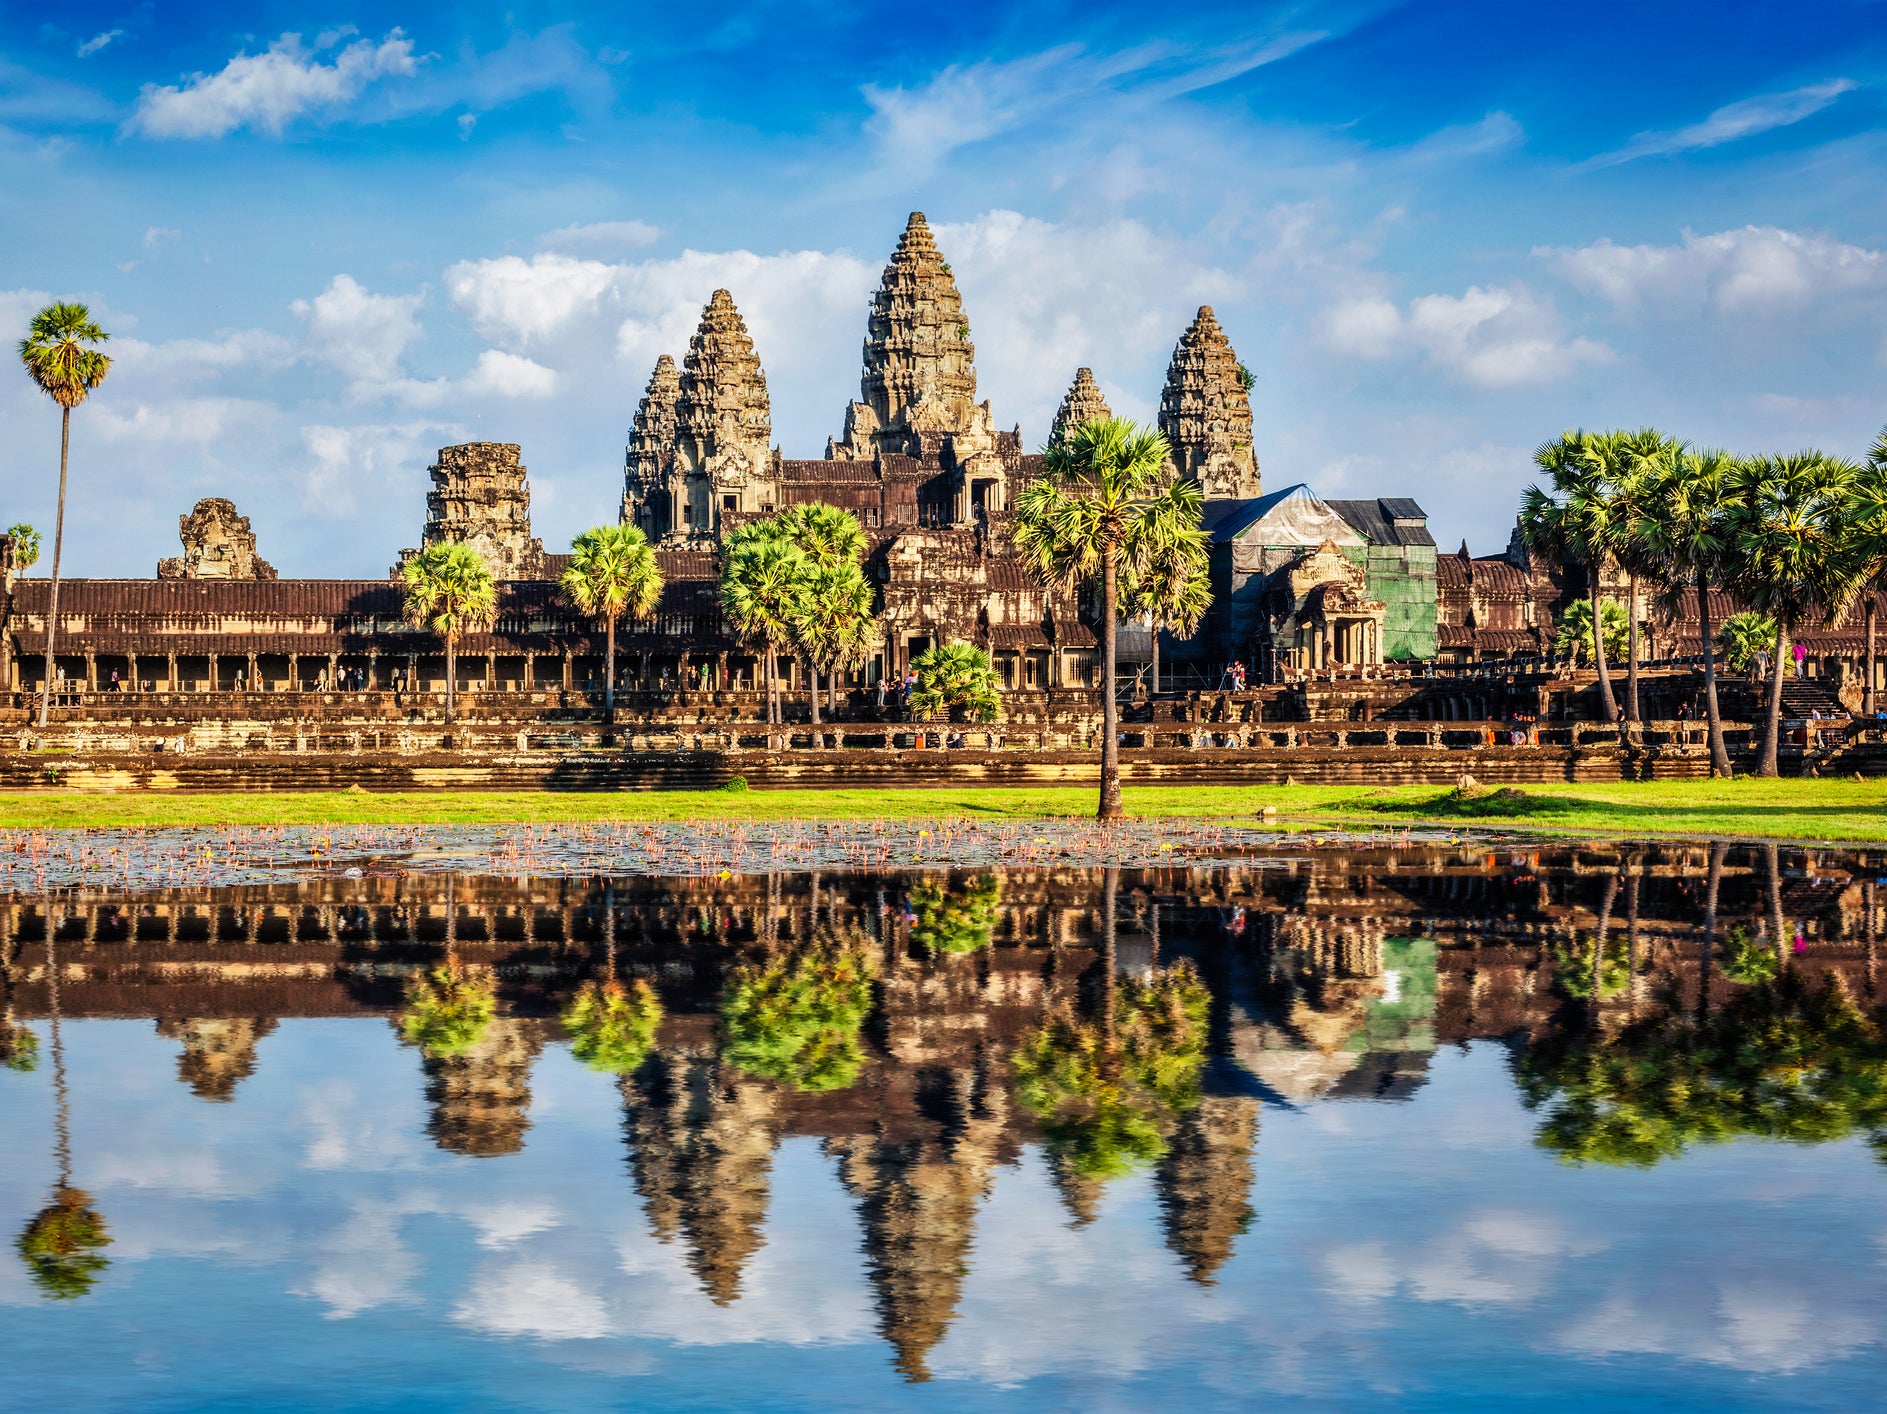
xmin=1 ymin=1021 xmax=38 ymax=1073
xmin=722 ymin=936 xmax=877 ymax=1092
xmin=909 ymin=875 xmax=1001 ymax=955
xmin=722 ymin=775 xmax=749 ymax=793
xmin=1515 ymin=969 xmax=1887 ymax=1167
xmin=1012 ymin=961 xmax=1211 ymax=1179
xmin=563 ymin=978 xmax=664 ymax=1073
xmin=16 ymin=1188 xmax=110 ymax=1300
xmin=400 ymin=961 xmax=497 ymax=1058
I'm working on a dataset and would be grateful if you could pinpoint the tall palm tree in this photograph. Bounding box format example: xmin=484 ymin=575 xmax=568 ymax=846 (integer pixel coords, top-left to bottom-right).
xmin=560 ymin=524 xmax=664 ymax=715
xmin=1519 ymin=430 xmax=1619 ymax=723
xmin=908 ymin=641 xmax=1001 ymax=724
xmin=402 ymin=542 xmax=497 ymax=726
xmin=1607 ymin=428 xmax=1678 ymax=726
xmin=1125 ymin=539 xmax=1212 ymax=695
xmin=776 ymin=503 xmax=871 ymax=727
xmin=720 ymin=525 xmax=809 ymax=744
xmin=1725 ymin=452 xmax=1866 ymax=776
xmin=19 ymin=303 xmax=111 ymax=730
xmin=1015 ymin=418 xmax=1204 ymax=820
xmin=1635 ymin=446 xmax=1737 ymax=774
xmin=1854 ymin=425 xmax=1887 ymax=717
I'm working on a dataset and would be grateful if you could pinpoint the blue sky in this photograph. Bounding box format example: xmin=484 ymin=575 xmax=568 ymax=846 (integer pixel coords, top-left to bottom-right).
xmin=3 ymin=0 xmax=1886 ymax=576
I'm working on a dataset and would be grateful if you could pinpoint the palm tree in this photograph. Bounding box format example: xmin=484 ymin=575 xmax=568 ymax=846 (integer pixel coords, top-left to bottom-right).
xmin=1125 ymin=539 xmax=1212 ymax=695
xmin=1716 ymin=610 xmax=1777 ymax=676
xmin=1607 ymin=429 xmax=1679 ymax=725
xmin=5 ymin=523 xmax=40 ymax=573
xmin=908 ymin=642 xmax=1001 ymax=724
xmin=1014 ymin=418 xmax=1204 ymax=820
xmin=720 ymin=525 xmax=809 ymax=745
xmin=1853 ymin=426 xmax=1887 ymax=717
xmin=560 ymin=524 xmax=664 ymax=716
xmin=1725 ymin=452 xmax=1867 ymax=776
xmin=777 ymin=503 xmax=871 ymax=727
xmin=1634 ymin=446 xmax=1737 ymax=775
xmin=402 ymin=542 xmax=497 ymax=725
xmin=1552 ymin=598 xmax=1628 ymax=668
xmin=19 ymin=303 xmax=111 ymax=730
xmin=1520 ymin=431 xmax=1619 ymax=722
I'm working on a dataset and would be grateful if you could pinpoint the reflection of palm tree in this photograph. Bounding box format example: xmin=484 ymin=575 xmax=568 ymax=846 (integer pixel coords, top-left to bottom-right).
xmin=1013 ymin=868 xmax=1211 ymax=1190
xmin=400 ymin=877 xmax=496 ymax=1059
xmin=908 ymin=875 xmax=1001 ymax=957
xmin=563 ymin=883 xmax=664 ymax=1074
xmin=1549 ymin=874 xmax=1627 ymax=1009
xmin=16 ymin=898 xmax=111 ymax=1299
xmin=0 ymin=929 xmax=40 ymax=1072
xmin=721 ymin=928 xmax=877 ymax=1092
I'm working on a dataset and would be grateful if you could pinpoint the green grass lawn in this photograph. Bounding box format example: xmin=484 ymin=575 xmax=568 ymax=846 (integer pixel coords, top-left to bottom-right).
xmin=1 ymin=778 xmax=1883 ymax=843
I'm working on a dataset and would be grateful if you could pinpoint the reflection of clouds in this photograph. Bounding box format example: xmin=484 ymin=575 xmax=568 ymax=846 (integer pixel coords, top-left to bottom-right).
xmin=295 ymin=1207 xmax=421 ymax=1319
xmin=453 ymin=1258 xmax=611 ymax=1340
xmin=299 ymin=1079 xmax=428 ymax=1172
xmin=1322 ymin=1210 xmax=1608 ymax=1310
xmin=468 ymin=1200 xmax=560 ymax=1248
xmin=1557 ymin=1285 xmax=1874 ymax=1373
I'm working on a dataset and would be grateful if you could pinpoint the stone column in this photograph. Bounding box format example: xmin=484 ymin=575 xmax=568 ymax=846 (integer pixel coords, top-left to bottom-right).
xmin=368 ymin=649 xmax=380 ymax=691
xmin=522 ymin=651 xmax=535 ymax=696
xmin=207 ymin=653 xmax=218 ymax=692
xmin=247 ymin=652 xmax=259 ymax=692
xmin=85 ymin=652 xmax=97 ymax=690
xmin=562 ymin=649 xmax=573 ymax=692
xmin=326 ymin=653 xmax=339 ymax=693
xmin=287 ymin=653 xmax=299 ymax=691
xmin=167 ymin=652 xmax=178 ymax=692
xmin=407 ymin=653 xmax=418 ymax=693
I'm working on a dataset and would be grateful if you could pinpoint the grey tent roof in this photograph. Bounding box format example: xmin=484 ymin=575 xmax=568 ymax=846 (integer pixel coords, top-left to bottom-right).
xmin=1326 ymin=497 xmax=1436 ymax=548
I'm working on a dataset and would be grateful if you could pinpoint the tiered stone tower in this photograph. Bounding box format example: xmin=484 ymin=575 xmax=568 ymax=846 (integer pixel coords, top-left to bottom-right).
xmin=621 ymin=353 xmax=681 ymax=536
xmin=1159 ymin=306 xmax=1260 ymax=500
xmin=1048 ymin=367 xmax=1113 ymax=447
xmin=1155 ymin=1094 xmax=1260 ymax=1285
xmin=405 ymin=443 xmax=545 ymax=580
xmin=672 ymin=290 xmax=775 ymax=540
xmin=417 ymin=1018 xmax=543 ymax=1158
xmin=156 ymin=1016 xmax=277 ymax=1101
xmin=837 ymin=212 xmax=982 ymax=457
xmin=157 ymin=498 xmax=277 ymax=581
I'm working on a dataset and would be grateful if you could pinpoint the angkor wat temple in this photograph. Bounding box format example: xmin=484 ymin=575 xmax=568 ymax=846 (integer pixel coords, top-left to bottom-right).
xmin=1 ymin=211 xmax=1882 ymax=746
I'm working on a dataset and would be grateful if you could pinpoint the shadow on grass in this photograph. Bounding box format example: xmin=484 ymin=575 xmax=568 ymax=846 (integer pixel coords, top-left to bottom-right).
xmin=1363 ymin=787 xmax=1581 ymax=821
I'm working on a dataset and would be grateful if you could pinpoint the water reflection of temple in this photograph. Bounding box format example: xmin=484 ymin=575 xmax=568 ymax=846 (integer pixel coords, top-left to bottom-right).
xmin=5 ymin=845 xmax=1885 ymax=1377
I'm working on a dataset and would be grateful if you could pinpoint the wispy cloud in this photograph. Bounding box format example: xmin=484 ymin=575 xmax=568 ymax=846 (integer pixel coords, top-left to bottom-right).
xmin=129 ymin=31 xmax=419 ymax=139
xmin=1543 ymin=225 xmax=1885 ymax=313
xmin=77 ymin=29 xmax=123 ymax=59
xmin=1584 ymin=79 xmax=1858 ymax=168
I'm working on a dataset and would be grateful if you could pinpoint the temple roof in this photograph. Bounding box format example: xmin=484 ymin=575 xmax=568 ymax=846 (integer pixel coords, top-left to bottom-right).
xmin=1326 ymin=497 xmax=1436 ymax=549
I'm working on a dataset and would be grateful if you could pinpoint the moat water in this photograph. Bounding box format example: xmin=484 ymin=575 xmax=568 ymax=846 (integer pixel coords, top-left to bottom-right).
xmin=2 ymin=831 xmax=1885 ymax=1412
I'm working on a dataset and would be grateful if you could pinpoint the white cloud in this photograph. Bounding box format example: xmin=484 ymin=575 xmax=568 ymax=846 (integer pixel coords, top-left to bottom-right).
xmin=446 ymin=254 xmax=620 ymax=347
xmin=1557 ymin=1283 xmax=1875 ymax=1373
xmin=114 ymin=328 xmax=298 ymax=384
xmin=1324 ymin=283 xmax=1611 ymax=387
xmin=130 ymin=31 xmax=419 ymax=139
xmin=143 ymin=225 xmax=181 ymax=250
xmin=90 ymin=395 xmax=277 ymax=446
xmin=297 ymin=420 xmax=446 ymax=517
xmin=386 ymin=350 xmax=558 ymax=409
xmin=1587 ymin=79 xmax=1858 ymax=168
xmin=540 ymin=220 xmax=660 ymax=255
xmin=292 ymin=274 xmax=424 ymax=382
xmin=0 ymin=287 xmax=53 ymax=337
xmin=77 ymin=30 xmax=123 ymax=59
xmin=1545 ymin=225 xmax=1885 ymax=315
xmin=452 ymin=1259 xmax=611 ymax=1340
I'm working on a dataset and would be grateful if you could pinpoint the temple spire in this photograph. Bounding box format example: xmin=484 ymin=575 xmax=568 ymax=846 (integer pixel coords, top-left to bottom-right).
xmin=1159 ymin=306 xmax=1259 ymax=499
xmin=1049 ymin=367 xmax=1112 ymax=447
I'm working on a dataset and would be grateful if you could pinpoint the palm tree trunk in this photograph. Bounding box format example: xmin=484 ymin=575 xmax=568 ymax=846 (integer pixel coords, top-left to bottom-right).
xmin=1699 ymin=840 xmax=1725 ymax=1021
xmin=37 ymin=406 xmax=71 ymax=731
xmin=807 ymin=658 xmax=821 ymax=728
xmin=1100 ymin=865 xmax=1119 ymax=1055
xmin=604 ymin=615 xmax=616 ymax=716
xmin=1590 ymin=576 xmax=1618 ymax=723
xmin=1865 ymin=597 xmax=1878 ymax=718
xmin=445 ymin=631 xmax=457 ymax=725
xmin=1759 ymin=619 xmax=1787 ymax=777
xmin=1766 ymin=842 xmax=1786 ymax=971
xmin=1625 ymin=863 xmax=1641 ymax=1021
xmin=1150 ymin=620 xmax=1161 ymax=696
xmin=1697 ymin=576 xmax=1731 ymax=776
xmin=1625 ymin=574 xmax=1641 ymax=725
xmin=1590 ymin=872 xmax=1617 ymax=1033
xmin=1099 ymin=551 xmax=1123 ymax=820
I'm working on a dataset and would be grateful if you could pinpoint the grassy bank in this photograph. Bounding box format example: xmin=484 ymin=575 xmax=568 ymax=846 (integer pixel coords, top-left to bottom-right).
xmin=0 ymin=778 xmax=1884 ymax=843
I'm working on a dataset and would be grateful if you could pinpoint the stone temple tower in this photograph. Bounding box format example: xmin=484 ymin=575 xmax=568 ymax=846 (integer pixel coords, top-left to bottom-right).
xmin=837 ymin=212 xmax=983 ymax=458
xmin=622 ymin=353 xmax=681 ymax=538
xmin=1159 ymin=306 xmax=1260 ymax=501
xmin=1049 ymin=367 xmax=1113 ymax=447
xmin=671 ymin=289 xmax=775 ymax=541
xmin=403 ymin=443 xmax=545 ymax=580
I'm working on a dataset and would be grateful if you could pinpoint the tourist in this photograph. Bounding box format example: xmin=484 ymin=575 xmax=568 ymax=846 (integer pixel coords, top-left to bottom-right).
xmin=1793 ymin=641 xmax=1806 ymax=679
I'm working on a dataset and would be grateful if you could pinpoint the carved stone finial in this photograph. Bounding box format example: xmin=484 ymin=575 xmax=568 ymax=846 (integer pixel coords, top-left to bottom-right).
xmin=157 ymin=498 xmax=277 ymax=580
xmin=1049 ymin=367 xmax=1113 ymax=447
xmin=1160 ymin=306 xmax=1259 ymax=500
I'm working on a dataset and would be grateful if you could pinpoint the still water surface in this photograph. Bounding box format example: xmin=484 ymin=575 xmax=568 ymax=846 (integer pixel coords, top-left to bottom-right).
xmin=1 ymin=835 xmax=1884 ymax=1411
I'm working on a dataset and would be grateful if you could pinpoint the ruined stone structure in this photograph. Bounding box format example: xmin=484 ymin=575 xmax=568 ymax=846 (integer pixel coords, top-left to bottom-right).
xmin=402 ymin=443 xmax=546 ymax=581
xmin=157 ymin=498 xmax=277 ymax=581
xmin=1160 ymin=306 xmax=1260 ymax=500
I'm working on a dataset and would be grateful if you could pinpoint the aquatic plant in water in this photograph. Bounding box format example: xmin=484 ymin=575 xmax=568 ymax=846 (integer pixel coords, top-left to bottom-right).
xmin=1013 ymin=961 xmax=1211 ymax=1179
xmin=16 ymin=1187 xmax=110 ymax=1300
xmin=400 ymin=962 xmax=498 ymax=1058
xmin=909 ymin=875 xmax=1002 ymax=956
xmin=562 ymin=978 xmax=664 ymax=1073
xmin=722 ymin=935 xmax=877 ymax=1092
xmin=1516 ymin=969 xmax=1887 ymax=1167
